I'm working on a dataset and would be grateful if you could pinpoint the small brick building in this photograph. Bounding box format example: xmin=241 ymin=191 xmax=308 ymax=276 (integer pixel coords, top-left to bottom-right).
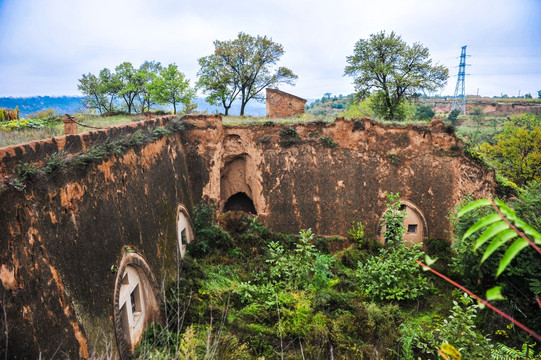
xmin=266 ymin=88 xmax=307 ymax=118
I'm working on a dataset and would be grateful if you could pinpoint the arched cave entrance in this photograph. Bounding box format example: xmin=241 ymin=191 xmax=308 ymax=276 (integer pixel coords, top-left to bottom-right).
xmin=379 ymin=200 xmax=428 ymax=245
xmin=223 ymin=192 xmax=257 ymax=214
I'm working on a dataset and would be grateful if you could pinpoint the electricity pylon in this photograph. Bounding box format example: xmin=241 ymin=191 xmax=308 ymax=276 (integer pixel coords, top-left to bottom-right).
xmin=451 ymin=46 xmax=468 ymax=115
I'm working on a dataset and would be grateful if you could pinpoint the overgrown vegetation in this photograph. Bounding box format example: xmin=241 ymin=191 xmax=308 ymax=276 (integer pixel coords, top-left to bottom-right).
xmin=133 ymin=192 xmax=541 ymax=359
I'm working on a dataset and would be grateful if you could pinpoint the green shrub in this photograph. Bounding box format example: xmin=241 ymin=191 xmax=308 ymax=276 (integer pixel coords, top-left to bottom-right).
xmin=15 ymin=162 xmax=41 ymax=180
xmin=125 ymin=130 xmax=147 ymax=147
xmin=149 ymin=126 xmax=171 ymax=140
xmin=357 ymin=239 xmax=433 ymax=301
xmin=380 ymin=192 xmax=406 ymax=243
xmin=0 ymin=118 xmax=46 ymax=131
xmin=320 ymin=135 xmax=338 ymax=148
xmin=448 ymin=109 xmax=460 ymax=125
xmin=44 ymin=151 xmax=67 ymax=174
xmin=387 ymin=152 xmax=400 ymax=165
xmin=414 ymin=104 xmax=435 ymax=121
xmin=190 ymin=202 xmax=233 ymax=257
xmin=266 ymin=229 xmax=330 ymax=290
xmin=279 ymin=126 xmax=299 ymax=147
xmin=406 ymin=293 xmax=494 ymax=358
xmin=347 ymin=221 xmax=365 ymax=244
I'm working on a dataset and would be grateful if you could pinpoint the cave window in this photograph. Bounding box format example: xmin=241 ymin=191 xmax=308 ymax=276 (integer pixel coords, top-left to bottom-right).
xmin=114 ymin=252 xmax=161 ymax=358
xmin=177 ymin=206 xmax=193 ymax=259
xmin=407 ymin=224 xmax=418 ymax=234
xmin=118 ymin=266 xmax=145 ymax=346
xmin=223 ymin=192 xmax=257 ymax=214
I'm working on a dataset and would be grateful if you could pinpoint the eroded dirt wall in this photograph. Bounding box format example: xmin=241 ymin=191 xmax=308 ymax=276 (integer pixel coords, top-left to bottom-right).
xmin=188 ymin=117 xmax=495 ymax=239
xmin=0 ymin=116 xmax=199 ymax=358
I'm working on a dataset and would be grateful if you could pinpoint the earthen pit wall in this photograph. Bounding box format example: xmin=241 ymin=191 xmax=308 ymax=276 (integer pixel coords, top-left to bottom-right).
xmin=0 ymin=116 xmax=205 ymax=358
xmin=191 ymin=117 xmax=496 ymax=240
xmin=0 ymin=114 xmax=496 ymax=358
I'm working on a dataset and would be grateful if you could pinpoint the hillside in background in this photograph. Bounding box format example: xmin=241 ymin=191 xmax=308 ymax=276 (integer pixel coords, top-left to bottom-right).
xmin=306 ymin=94 xmax=353 ymax=117
xmin=0 ymin=96 xmax=266 ymax=117
xmin=0 ymin=96 xmax=86 ymax=117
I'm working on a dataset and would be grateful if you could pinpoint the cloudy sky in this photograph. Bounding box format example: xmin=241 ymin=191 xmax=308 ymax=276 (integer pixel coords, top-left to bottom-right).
xmin=0 ymin=0 xmax=540 ymax=99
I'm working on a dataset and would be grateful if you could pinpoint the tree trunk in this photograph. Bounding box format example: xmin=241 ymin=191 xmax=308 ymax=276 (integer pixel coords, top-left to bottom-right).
xmin=224 ymin=107 xmax=229 ymax=116
xmin=240 ymin=90 xmax=247 ymax=116
xmin=173 ymin=102 xmax=177 ymax=114
xmin=240 ymin=101 xmax=246 ymax=116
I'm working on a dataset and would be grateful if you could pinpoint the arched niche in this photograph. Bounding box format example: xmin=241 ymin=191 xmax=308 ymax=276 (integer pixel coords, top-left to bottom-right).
xmin=177 ymin=204 xmax=194 ymax=258
xmin=113 ymin=252 xmax=161 ymax=359
xmin=379 ymin=200 xmax=428 ymax=245
xmin=220 ymin=154 xmax=259 ymax=214
xmin=223 ymin=192 xmax=257 ymax=214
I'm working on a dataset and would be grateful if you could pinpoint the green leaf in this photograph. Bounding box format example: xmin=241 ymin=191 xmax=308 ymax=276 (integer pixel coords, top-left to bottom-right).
xmin=514 ymin=219 xmax=541 ymax=244
xmin=477 ymin=299 xmax=486 ymax=309
xmin=497 ymin=238 xmax=529 ymax=277
xmin=425 ymin=254 xmax=437 ymax=267
xmin=486 ymin=286 xmax=506 ymax=301
xmin=494 ymin=199 xmax=517 ymax=221
xmin=474 ymin=221 xmax=510 ymax=250
xmin=481 ymin=229 xmax=517 ymax=263
xmin=463 ymin=213 xmax=502 ymax=241
xmin=457 ymin=198 xmax=492 ymax=218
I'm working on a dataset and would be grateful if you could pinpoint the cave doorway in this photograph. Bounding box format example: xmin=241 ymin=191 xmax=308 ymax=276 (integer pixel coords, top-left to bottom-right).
xmin=378 ymin=200 xmax=428 ymax=245
xmin=223 ymin=192 xmax=257 ymax=214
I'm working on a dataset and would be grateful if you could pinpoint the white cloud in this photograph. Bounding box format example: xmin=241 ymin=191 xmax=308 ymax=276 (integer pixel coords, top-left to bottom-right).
xmin=0 ymin=0 xmax=539 ymax=98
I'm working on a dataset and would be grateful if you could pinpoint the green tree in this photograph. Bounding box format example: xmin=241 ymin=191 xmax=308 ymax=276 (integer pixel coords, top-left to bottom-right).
xmin=115 ymin=62 xmax=145 ymax=114
xmin=198 ymin=32 xmax=298 ymax=116
xmin=341 ymin=95 xmax=375 ymax=119
xmin=137 ymin=61 xmax=162 ymax=113
xmin=98 ymin=68 xmax=122 ymax=113
xmin=525 ymin=93 xmax=532 ymax=99
xmin=78 ymin=73 xmax=107 ymax=114
xmin=197 ymin=54 xmax=240 ymax=116
xmin=344 ymin=31 xmax=448 ymax=120
xmin=470 ymin=106 xmax=485 ymax=122
xmin=414 ymin=104 xmax=435 ymax=121
xmin=150 ymin=63 xmax=195 ymax=114
xmin=479 ymin=113 xmax=541 ymax=186
xmin=448 ymin=109 xmax=460 ymax=125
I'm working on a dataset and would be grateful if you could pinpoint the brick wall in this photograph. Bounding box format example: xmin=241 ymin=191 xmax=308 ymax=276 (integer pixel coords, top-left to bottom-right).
xmin=266 ymin=88 xmax=307 ymax=118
